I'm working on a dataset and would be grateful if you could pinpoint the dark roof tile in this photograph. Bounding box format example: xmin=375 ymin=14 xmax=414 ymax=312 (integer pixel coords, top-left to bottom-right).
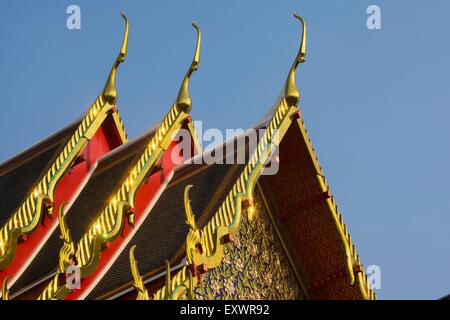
xmin=88 ymin=162 xmax=244 ymax=299
xmin=0 ymin=120 xmax=81 ymax=229
xmin=10 ymin=130 xmax=154 ymax=294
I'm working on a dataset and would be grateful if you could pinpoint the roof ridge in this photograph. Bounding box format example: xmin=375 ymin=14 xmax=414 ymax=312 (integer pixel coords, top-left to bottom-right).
xmin=95 ymin=123 xmax=160 ymax=166
xmin=0 ymin=13 xmax=129 ymax=272
xmin=139 ymin=12 xmax=308 ymax=301
xmin=37 ymin=21 xmax=204 ymax=300
xmin=0 ymin=116 xmax=83 ymax=175
xmin=148 ymin=13 xmax=375 ymax=301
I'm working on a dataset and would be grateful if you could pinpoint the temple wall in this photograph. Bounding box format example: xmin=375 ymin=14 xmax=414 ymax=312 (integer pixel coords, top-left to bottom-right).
xmin=194 ymin=189 xmax=304 ymax=300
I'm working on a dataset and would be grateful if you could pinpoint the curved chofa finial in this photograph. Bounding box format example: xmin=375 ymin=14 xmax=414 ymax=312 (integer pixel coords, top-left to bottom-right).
xmin=2 ymin=276 xmax=9 ymax=300
xmin=129 ymin=245 xmax=149 ymax=300
xmin=58 ymin=203 xmax=76 ymax=274
xmin=175 ymin=21 xmax=202 ymax=112
xmin=102 ymin=12 xmax=129 ymax=105
xmin=164 ymin=260 xmax=172 ymax=300
xmin=184 ymin=185 xmax=197 ymax=231
xmin=184 ymin=185 xmax=202 ymax=266
xmin=284 ymin=12 xmax=307 ymax=106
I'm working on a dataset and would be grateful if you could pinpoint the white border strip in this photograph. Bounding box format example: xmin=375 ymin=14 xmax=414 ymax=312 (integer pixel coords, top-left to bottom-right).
xmin=78 ymin=170 xmax=175 ymax=300
xmin=6 ymin=162 xmax=99 ymax=295
xmin=107 ymin=258 xmax=186 ymax=300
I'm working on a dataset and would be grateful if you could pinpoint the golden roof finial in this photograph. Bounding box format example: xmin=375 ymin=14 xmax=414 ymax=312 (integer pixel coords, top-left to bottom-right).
xmin=59 ymin=204 xmax=71 ymax=245
xmin=164 ymin=260 xmax=172 ymax=300
xmin=184 ymin=185 xmax=202 ymax=266
xmin=284 ymin=12 xmax=307 ymax=106
xmin=187 ymin=269 xmax=194 ymax=300
xmin=184 ymin=184 xmax=197 ymax=232
xmin=175 ymin=21 xmax=202 ymax=112
xmin=58 ymin=203 xmax=76 ymax=273
xmin=102 ymin=12 xmax=129 ymax=105
xmin=129 ymin=245 xmax=150 ymax=300
xmin=2 ymin=276 xmax=9 ymax=300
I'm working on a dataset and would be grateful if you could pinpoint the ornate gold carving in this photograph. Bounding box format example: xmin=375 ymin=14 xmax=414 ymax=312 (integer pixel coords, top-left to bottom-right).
xmin=187 ymin=270 xmax=194 ymax=300
xmin=176 ymin=22 xmax=201 ymax=112
xmin=129 ymin=247 xmax=196 ymax=301
xmin=154 ymin=94 xmax=298 ymax=300
xmin=58 ymin=203 xmax=76 ymax=273
xmin=0 ymin=13 xmax=129 ymax=270
xmin=315 ymin=174 xmax=376 ymax=299
xmin=194 ymin=192 xmax=303 ymax=300
xmin=0 ymin=229 xmax=22 ymax=270
xmin=184 ymin=185 xmax=202 ymax=266
xmin=0 ymin=194 xmax=52 ymax=269
xmin=153 ymin=13 xmax=307 ymax=300
xmin=284 ymin=13 xmax=307 ymax=106
xmin=164 ymin=260 xmax=172 ymax=300
xmin=143 ymin=12 xmax=373 ymax=301
xmin=38 ymin=20 xmax=203 ymax=300
xmin=129 ymin=245 xmax=149 ymax=300
xmin=152 ymin=265 xmax=197 ymax=300
xmin=37 ymin=272 xmax=71 ymax=301
xmin=102 ymin=12 xmax=129 ymax=105
xmin=2 ymin=276 xmax=9 ymax=300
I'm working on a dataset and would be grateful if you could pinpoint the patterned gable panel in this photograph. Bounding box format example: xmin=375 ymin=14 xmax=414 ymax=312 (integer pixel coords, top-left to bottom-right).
xmin=194 ymin=189 xmax=305 ymax=300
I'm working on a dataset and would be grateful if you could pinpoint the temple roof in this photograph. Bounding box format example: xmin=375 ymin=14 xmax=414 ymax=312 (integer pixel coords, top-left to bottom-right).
xmin=88 ymin=162 xmax=244 ymax=299
xmin=0 ymin=13 xmax=377 ymax=301
xmin=35 ymin=21 xmax=203 ymax=301
xmin=87 ymin=127 xmax=271 ymax=299
xmin=0 ymin=118 xmax=81 ymax=229
xmin=9 ymin=129 xmax=155 ymax=297
xmin=128 ymin=13 xmax=375 ymax=301
xmin=0 ymin=13 xmax=129 ymax=274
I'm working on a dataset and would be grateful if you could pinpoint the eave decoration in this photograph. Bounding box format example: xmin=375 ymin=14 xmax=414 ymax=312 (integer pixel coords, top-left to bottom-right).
xmin=37 ymin=20 xmax=202 ymax=300
xmin=0 ymin=13 xmax=128 ymax=271
xmin=129 ymin=245 xmax=150 ymax=300
xmin=130 ymin=12 xmax=375 ymax=301
xmin=1 ymin=277 xmax=9 ymax=300
xmin=127 ymin=12 xmax=304 ymax=300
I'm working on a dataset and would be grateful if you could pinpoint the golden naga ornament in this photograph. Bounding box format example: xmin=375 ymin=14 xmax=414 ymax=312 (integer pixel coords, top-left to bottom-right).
xmin=164 ymin=260 xmax=172 ymax=300
xmin=176 ymin=21 xmax=201 ymax=112
xmin=102 ymin=11 xmax=129 ymax=105
xmin=284 ymin=12 xmax=306 ymax=106
xmin=129 ymin=245 xmax=149 ymax=300
xmin=38 ymin=18 xmax=203 ymax=301
xmin=129 ymin=246 xmax=195 ymax=300
xmin=2 ymin=276 xmax=9 ymax=300
xmin=153 ymin=12 xmax=309 ymax=300
xmin=0 ymin=11 xmax=129 ymax=271
xmin=184 ymin=185 xmax=202 ymax=267
xmin=58 ymin=203 xmax=77 ymax=274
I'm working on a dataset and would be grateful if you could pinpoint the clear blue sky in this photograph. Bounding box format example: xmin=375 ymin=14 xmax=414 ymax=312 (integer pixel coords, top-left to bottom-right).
xmin=1 ymin=1 xmax=449 ymax=300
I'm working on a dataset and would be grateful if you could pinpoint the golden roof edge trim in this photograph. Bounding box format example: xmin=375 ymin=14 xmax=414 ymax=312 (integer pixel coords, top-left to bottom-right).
xmin=149 ymin=13 xmax=375 ymax=301
xmin=37 ymin=21 xmax=203 ymax=300
xmin=151 ymin=100 xmax=298 ymax=301
xmin=129 ymin=245 xmax=150 ymax=300
xmin=149 ymin=12 xmax=306 ymax=301
xmin=0 ymin=12 xmax=130 ymax=270
xmin=102 ymin=12 xmax=129 ymax=105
